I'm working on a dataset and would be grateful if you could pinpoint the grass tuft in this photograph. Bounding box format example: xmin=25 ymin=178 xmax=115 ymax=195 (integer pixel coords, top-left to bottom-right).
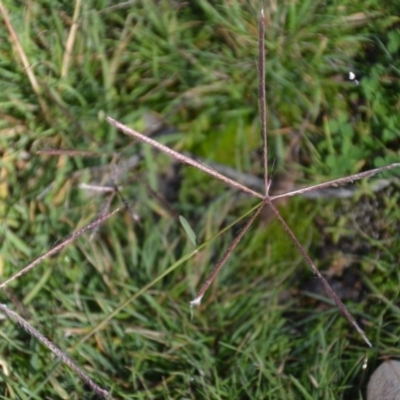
xmin=0 ymin=0 xmax=399 ymax=398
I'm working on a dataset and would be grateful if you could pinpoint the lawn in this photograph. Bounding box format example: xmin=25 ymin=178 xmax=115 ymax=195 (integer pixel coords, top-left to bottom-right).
xmin=0 ymin=1 xmax=399 ymax=399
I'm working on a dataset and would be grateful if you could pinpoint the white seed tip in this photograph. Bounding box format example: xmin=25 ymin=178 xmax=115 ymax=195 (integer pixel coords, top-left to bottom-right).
xmin=190 ymin=296 xmax=202 ymax=307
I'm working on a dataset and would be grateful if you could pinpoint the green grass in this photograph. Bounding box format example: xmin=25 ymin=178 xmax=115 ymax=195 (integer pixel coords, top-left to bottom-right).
xmin=0 ymin=0 xmax=399 ymax=398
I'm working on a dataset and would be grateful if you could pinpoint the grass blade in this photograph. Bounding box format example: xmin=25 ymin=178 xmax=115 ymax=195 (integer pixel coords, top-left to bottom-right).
xmin=106 ymin=116 xmax=264 ymax=199
xmin=266 ymin=199 xmax=372 ymax=348
xmin=0 ymin=207 xmax=121 ymax=290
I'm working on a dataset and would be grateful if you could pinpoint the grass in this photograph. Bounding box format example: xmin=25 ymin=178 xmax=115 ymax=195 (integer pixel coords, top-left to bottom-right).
xmin=0 ymin=0 xmax=400 ymax=398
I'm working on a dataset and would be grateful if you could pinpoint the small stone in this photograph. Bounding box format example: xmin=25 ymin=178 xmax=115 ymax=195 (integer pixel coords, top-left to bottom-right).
xmin=367 ymin=360 xmax=400 ymax=400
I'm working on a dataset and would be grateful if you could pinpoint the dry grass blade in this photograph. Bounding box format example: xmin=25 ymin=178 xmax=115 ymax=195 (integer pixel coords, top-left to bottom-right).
xmin=271 ymin=163 xmax=400 ymax=201
xmin=79 ymin=183 xmax=116 ymax=193
xmin=0 ymin=207 xmax=121 ymax=289
xmin=0 ymin=1 xmax=50 ymax=122
xmin=258 ymin=9 xmax=268 ymax=195
xmin=106 ymin=116 xmax=264 ymax=199
xmin=266 ymin=199 xmax=372 ymax=348
xmin=191 ymin=202 xmax=265 ymax=306
xmin=61 ymin=0 xmax=82 ymax=78
xmin=0 ymin=304 xmax=111 ymax=399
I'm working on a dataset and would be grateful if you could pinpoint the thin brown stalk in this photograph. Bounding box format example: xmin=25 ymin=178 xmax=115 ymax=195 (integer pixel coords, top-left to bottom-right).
xmin=191 ymin=202 xmax=265 ymax=306
xmin=270 ymin=163 xmax=400 ymax=201
xmin=0 ymin=207 xmax=121 ymax=289
xmin=0 ymin=1 xmax=51 ymax=123
xmin=106 ymin=116 xmax=264 ymax=199
xmin=258 ymin=9 xmax=268 ymax=195
xmin=0 ymin=304 xmax=111 ymax=399
xmin=61 ymin=0 xmax=82 ymax=78
xmin=266 ymin=199 xmax=372 ymax=348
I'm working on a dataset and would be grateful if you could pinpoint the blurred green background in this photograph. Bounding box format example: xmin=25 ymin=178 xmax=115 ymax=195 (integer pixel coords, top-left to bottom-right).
xmin=0 ymin=0 xmax=399 ymax=398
